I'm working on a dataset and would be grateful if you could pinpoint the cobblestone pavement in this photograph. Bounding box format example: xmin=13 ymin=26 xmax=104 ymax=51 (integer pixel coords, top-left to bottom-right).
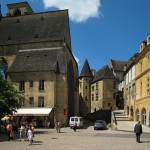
xmin=1 ymin=125 xmax=150 ymax=150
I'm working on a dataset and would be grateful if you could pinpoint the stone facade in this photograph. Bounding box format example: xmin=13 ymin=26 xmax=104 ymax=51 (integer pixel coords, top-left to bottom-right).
xmin=0 ymin=2 xmax=79 ymax=126
xmin=79 ymin=62 xmax=116 ymax=116
xmin=123 ymin=61 xmax=136 ymax=119
xmin=134 ymin=35 xmax=150 ymax=126
xmin=79 ymin=77 xmax=92 ymax=116
xmin=91 ymin=79 xmax=116 ymax=112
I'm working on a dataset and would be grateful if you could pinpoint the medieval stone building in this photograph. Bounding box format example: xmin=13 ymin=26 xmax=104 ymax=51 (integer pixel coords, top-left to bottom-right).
xmin=134 ymin=34 xmax=150 ymax=126
xmin=79 ymin=59 xmax=116 ymax=117
xmin=0 ymin=2 xmax=79 ymax=126
xmin=109 ymin=59 xmax=130 ymax=109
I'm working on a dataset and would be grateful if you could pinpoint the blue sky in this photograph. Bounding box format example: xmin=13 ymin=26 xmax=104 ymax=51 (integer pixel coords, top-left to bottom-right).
xmin=1 ymin=0 xmax=150 ymax=73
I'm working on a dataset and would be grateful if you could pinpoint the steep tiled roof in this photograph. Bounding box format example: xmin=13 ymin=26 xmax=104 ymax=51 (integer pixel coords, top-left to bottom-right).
xmin=110 ymin=59 xmax=129 ymax=72
xmin=91 ymin=65 xmax=115 ymax=83
xmin=79 ymin=59 xmax=93 ymax=78
xmin=8 ymin=47 xmax=67 ymax=73
xmin=0 ymin=9 xmax=71 ymax=49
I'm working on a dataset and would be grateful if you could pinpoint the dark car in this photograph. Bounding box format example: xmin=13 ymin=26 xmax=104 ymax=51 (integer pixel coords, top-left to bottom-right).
xmin=94 ymin=120 xmax=107 ymax=130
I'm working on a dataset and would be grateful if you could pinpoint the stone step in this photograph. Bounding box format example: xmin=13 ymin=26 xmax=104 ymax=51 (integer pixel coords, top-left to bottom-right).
xmin=115 ymin=118 xmax=131 ymax=121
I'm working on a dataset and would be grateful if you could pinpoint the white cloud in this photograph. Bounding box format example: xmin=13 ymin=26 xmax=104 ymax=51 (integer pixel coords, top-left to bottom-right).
xmin=42 ymin=0 xmax=101 ymax=23
xmin=74 ymin=55 xmax=81 ymax=66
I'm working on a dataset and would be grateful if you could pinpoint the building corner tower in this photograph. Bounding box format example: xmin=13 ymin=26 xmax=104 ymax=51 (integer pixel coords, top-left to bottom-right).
xmin=79 ymin=59 xmax=93 ymax=117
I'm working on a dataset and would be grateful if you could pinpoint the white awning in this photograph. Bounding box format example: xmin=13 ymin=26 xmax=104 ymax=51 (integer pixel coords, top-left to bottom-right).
xmin=13 ymin=108 xmax=53 ymax=116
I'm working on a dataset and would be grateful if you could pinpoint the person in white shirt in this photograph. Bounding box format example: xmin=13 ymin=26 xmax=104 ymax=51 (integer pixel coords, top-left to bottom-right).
xmin=27 ymin=125 xmax=33 ymax=146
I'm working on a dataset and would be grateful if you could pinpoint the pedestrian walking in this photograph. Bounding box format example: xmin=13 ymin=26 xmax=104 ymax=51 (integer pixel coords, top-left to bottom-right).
xmin=27 ymin=125 xmax=33 ymax=146
xmin=134 ymin=121 xmax=142 ymax=143
xmin=55 ymin=121 xmax=58 ymax=133
xmin=6 ymin=122 xmax=13 ymax=141
xmin=57 ymin=121 xmax=61 ymax=133
xmin=19 ymin=124 xmax=25 ymax=141
xmin=30 ymin=124 xmax=35 ymax=137
xmin=24 ymin=124 xmax=29 ymax=141
xmin=73 ymin=122 xmax=77 ymax=132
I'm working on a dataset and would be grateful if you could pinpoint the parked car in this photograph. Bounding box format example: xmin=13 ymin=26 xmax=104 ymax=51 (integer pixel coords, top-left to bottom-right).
xmin=94 ymin=120 xmax=107 ymax=130
xmin=69 ymin=116 xmax=83 ymax=129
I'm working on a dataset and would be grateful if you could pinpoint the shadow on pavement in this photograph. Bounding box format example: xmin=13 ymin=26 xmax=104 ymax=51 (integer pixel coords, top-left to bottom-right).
xmin=35 ymin=131 xmax=49 ymax=134
xmin=141 ymin=141 xmax=150 ymax=143
xmin=116 ymin=129 xmax=150 ymax=135
xmin=32 ymin=140 xmax=43 ymax=145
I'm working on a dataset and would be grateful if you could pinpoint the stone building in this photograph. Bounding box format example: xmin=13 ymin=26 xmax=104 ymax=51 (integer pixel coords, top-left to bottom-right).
xmin=79 ymin=60 xmax=116 ymax=116
xmin=123 ymin=54 xmax=139 ymax=119
xmin=91 ymin=65 xmax=116 ymax=112
xmin=79 ymin=59 xmax=93 ymax=116
xmin=134 ymin=34 xmax=150 ymax=126
xmin=109 ymin=59 xmax=130 ymax=109
xmin=0 ymin=2 xmax=79 ymax=126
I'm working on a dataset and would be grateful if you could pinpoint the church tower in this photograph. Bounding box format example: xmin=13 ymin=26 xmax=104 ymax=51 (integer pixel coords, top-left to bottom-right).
xmin=79 ymin=59 xmax=93 ymax=117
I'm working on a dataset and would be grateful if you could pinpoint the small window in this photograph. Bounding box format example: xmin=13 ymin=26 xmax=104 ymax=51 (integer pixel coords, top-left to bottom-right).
xmin=79 ymin=82 xmax=82 ymax=88
xmin=29 ymin=80 xmax=33 ymax=87
xmin=14 ymin=9 xmax=21 ymax=16
xmin=39 ymin=80 xmax=44 ymax=91
xmin=7 ymin=36 xmax=11 ymax=41
xmin=108 ymin=103 xmax=111 ymax=106
xmin=75 ymin=118 xmax=78 ymax=122
xmin=34 ymin=34 xmax=39 ymax=38
xmin=92 ymin=86 xmax=94 ymax=91
xmin=19 ymin=99 xmax=25 ymax=107
xmin=85 ymin=86 xmax=88 ymax=89
xmin=96 ymin=82 xmax=99 ymax=90
xmin=38 ymin=97 xmax=44 ymax=107
xmin=40 ymin=16 xmax=45 ymax=21
xmin=19 ymin=81 xmax=25 ymax=91
xmin=96 ymin=93 xmax=98 ymax=101
xmin=29 ymin=97 xmax=34 ymax=106
xmin=91 ymin=94 xmax=94 ymax=101
xmin=71 ymin=118 xmax=74 ymax=121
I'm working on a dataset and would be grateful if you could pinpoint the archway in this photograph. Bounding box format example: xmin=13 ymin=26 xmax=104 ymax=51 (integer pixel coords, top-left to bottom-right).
xmin=129 ymin=106 xmax=134 ymax=120
xmin=141 ymin=108 xmax=146 ymax=125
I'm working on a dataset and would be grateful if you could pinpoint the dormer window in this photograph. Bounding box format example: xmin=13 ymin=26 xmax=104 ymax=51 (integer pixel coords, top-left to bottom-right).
xmin=14 ymin=9 xmax=21 ymax=16
xmin=140 ymin=41 xmax=147 ymax=52
xmin=146 ymin=34 xmax=150 ymax=45
xmin=34 ymin=34 xmax=39 ymax=38
xmin=7 ymin=36 xmax=11 ymax=41
xmin=40 ymin=16 xmax=45 ymax=21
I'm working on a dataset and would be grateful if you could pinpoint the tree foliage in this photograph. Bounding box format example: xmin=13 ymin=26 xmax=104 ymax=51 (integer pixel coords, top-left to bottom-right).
xmin=0 ymin=75 xmax=23 ymax=118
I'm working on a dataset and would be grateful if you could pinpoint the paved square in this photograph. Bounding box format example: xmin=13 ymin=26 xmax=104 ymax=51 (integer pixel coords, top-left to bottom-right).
xmin=1 ymin=126 xmax=150 ymax=150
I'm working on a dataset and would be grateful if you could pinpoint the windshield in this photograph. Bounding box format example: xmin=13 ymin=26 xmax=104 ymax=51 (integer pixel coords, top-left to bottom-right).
xmin=96 ymin=120 xmax=104 ymax=123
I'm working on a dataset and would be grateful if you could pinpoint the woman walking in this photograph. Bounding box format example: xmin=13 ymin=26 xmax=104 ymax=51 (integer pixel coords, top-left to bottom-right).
xmin=27 ymin=125 xmax=33 ymax=146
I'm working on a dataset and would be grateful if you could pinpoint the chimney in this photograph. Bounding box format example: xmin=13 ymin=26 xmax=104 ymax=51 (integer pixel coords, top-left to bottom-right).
xmin=147 ymin=34 xmax=150 ymax=45
xmin=140 ymin=40 xmax=147 ymax=52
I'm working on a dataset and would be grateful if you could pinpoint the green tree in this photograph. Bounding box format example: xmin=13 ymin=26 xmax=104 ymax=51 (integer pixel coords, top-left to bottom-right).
xmin=0 ymin=75 xmax=23 ymax=118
